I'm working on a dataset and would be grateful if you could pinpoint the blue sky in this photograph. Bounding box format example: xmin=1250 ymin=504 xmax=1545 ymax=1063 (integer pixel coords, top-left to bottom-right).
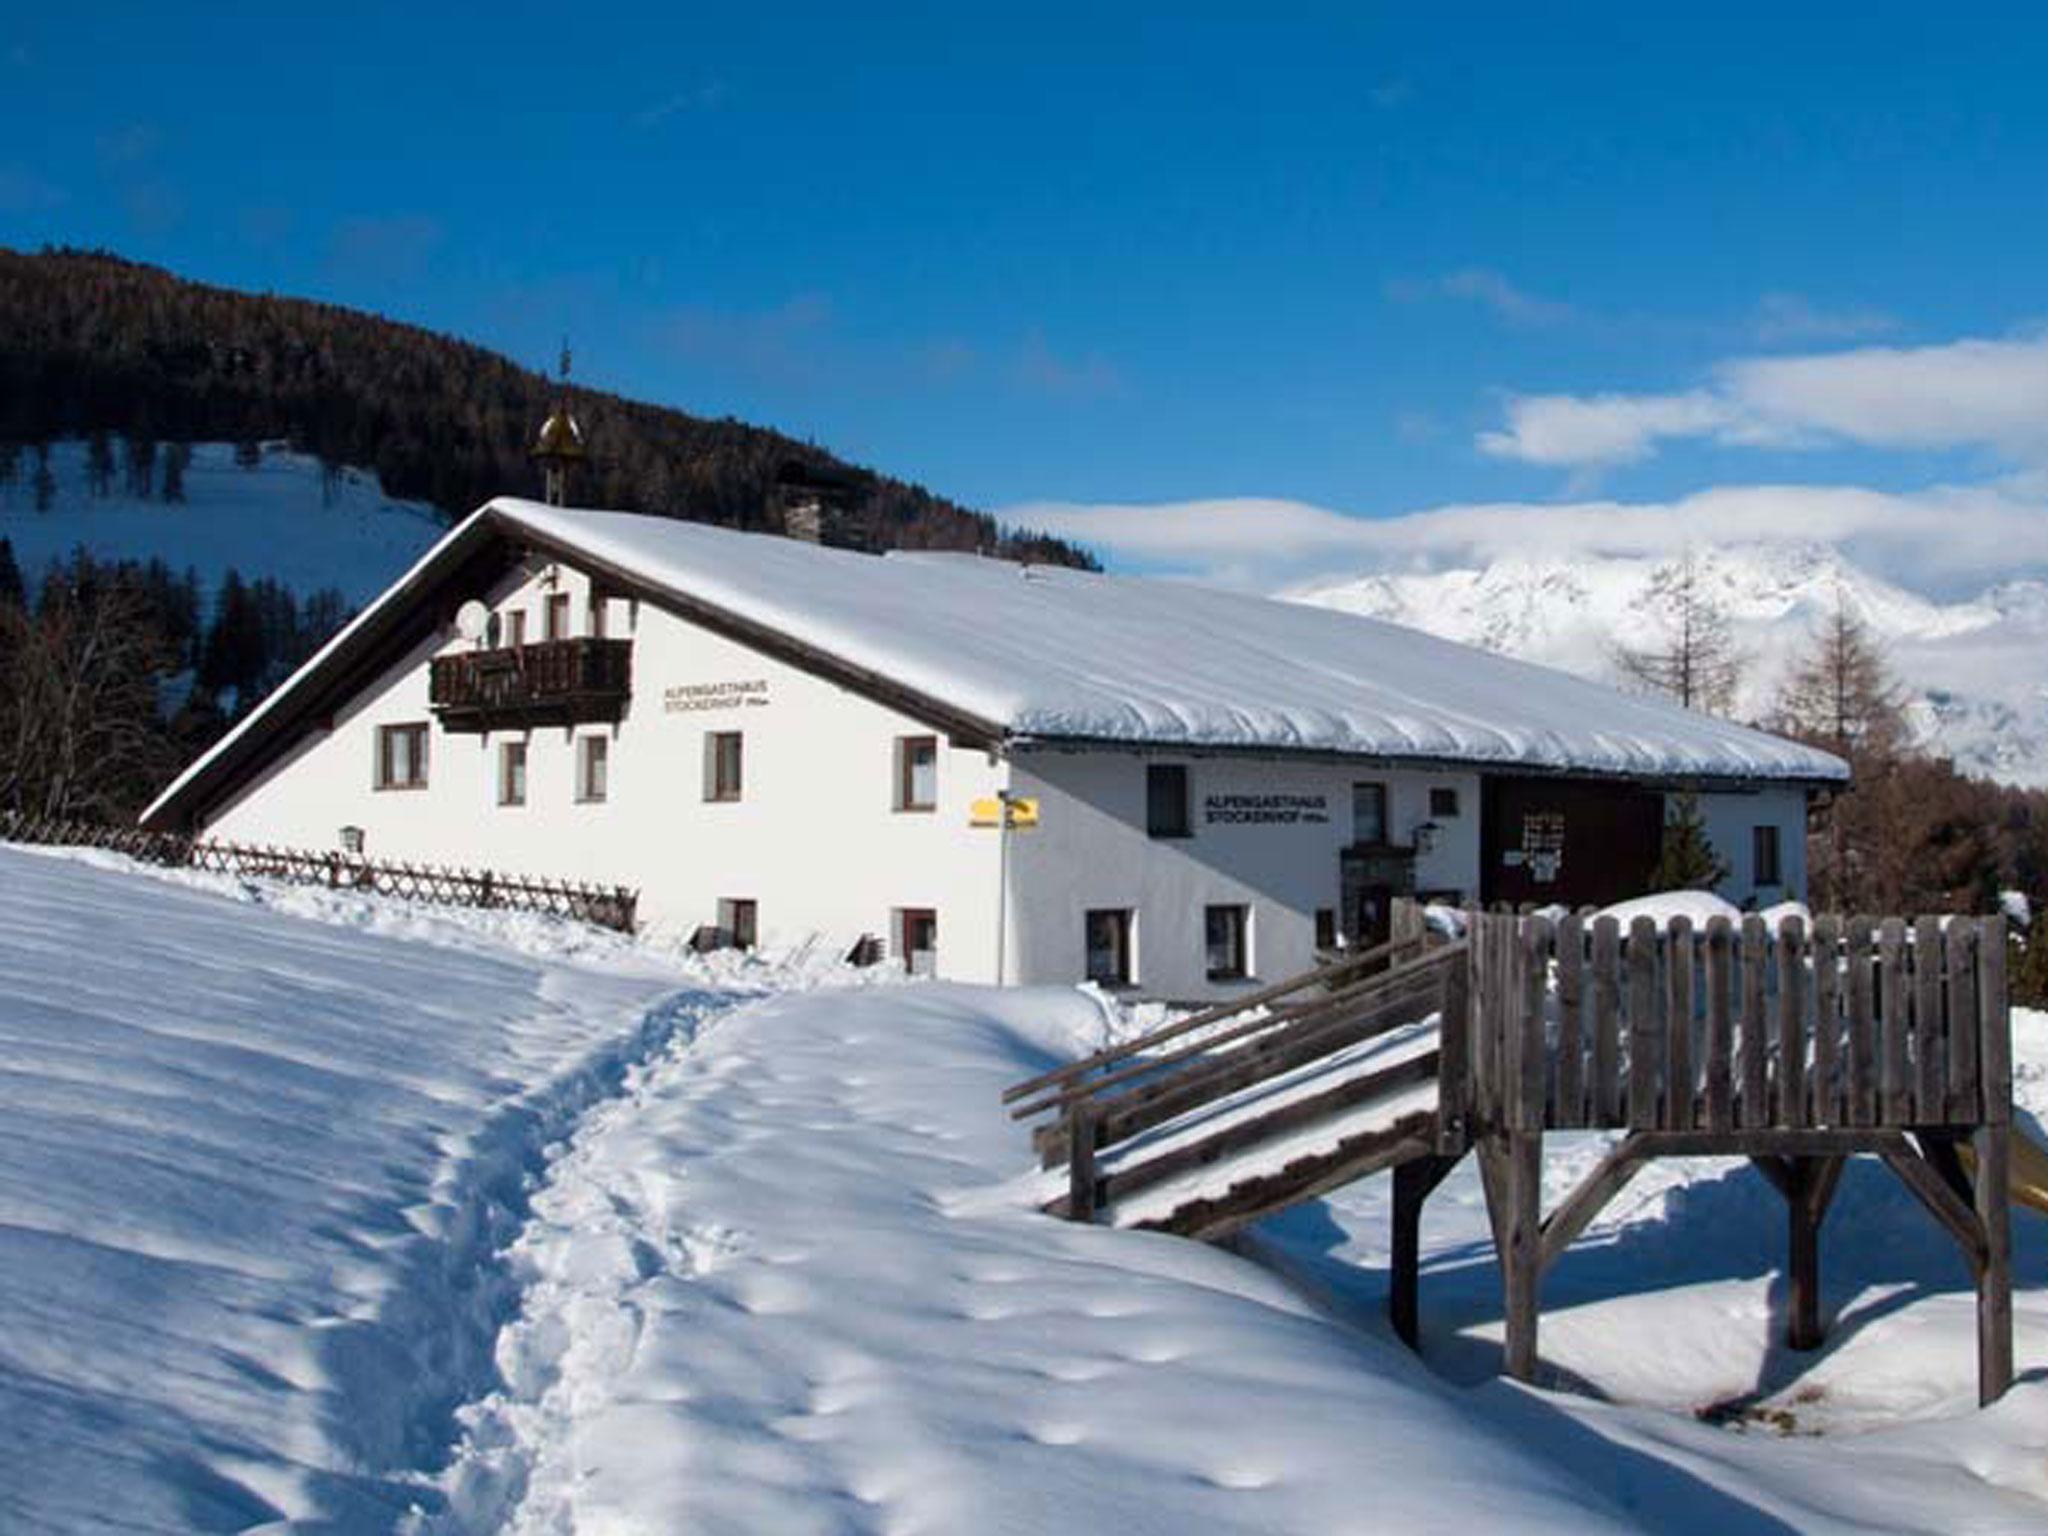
xmin=8 ymin=4 xmax=2048 ymax=589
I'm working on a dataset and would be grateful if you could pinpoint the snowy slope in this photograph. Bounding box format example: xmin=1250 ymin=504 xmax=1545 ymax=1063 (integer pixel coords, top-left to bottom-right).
xmin=0 ymin=845 xmax=737 ymax=1531
xmin=435 ymin=985 xmax=1647 ymax=1535
xmin=1289 ymin=543 xmax=2048 ymax=787
xmin=10 ymin=845 xmax=2048 ymax=1534
xmin=438 ymin=975 xmax=2048 ymax=1534
xmin=0 ymin=439 xmax=446 ymax=607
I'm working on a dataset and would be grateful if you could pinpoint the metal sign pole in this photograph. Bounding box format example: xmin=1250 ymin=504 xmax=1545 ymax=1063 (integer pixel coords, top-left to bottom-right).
xmin=995 ymin=788 xmax=1012 ymax=986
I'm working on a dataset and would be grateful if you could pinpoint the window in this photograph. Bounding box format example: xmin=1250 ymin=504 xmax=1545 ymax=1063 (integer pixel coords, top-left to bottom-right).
xmin=718 ymin=898 xmax=758 ymax=950
xmin=1315 ymin=907 xmax=1338 ymax=951
xmin=1085 ymin=908 xmax=1134 ymax=987
xmin=588 ymin=590 xmax=608 ymax=640
xmin=1429 ymin=786 xmax=1461 ymax=818
xmin=544 ymin=592 xmax=571 ymax=641
xmin=498 ymin=740 xmax=527 ymax=806
xmin=506 ymin=609 xmax=527 ymax=647
xmin=1754 ymin=825 xmax=1782 ymax=887
xmin=577 ymin=735 xmax=609 ymax=803
xmin=375 ymin=723 xmax=429 ymax=790
xmin=895 ymin=735 xmax=938 ymax=811
xmin=896 ymin=907 xmax=938 ymax=976
xmin=705 ymin=731 xmax=744 ymax=801
xmin=1352 ymin=782 xmax=1388 ymax=845
xmin=1205 ymin=904 xmax=1250 ymax=982
xmin=1147 ymin=763 xmax=1191 ymax=838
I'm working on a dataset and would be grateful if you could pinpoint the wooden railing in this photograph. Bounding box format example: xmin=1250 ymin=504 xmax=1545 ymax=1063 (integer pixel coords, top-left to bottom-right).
xmin=429 ymin=637 xmax=632 ymax=731
xmin=1004 ymin=931 xmax=1462 ymax=1231
xmin=1 ymin=812 xmax=639 ymax=932
xmin=1458 ymin=911 xmax=2012 ymax=1137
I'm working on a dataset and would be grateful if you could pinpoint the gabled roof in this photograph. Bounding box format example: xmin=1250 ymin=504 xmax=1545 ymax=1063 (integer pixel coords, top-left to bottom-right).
xmin=142 ymin=499 xmax=1846 ymax=829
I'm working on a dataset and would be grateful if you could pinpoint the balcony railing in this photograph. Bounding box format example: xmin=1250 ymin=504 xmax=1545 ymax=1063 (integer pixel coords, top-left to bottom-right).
xmin=429 ymin=637 xmax=632 ymax=731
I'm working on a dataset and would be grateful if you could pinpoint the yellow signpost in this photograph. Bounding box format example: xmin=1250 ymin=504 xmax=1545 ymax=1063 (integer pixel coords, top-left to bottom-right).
xmin=970 ymin=795 xmax=1039 ymax=829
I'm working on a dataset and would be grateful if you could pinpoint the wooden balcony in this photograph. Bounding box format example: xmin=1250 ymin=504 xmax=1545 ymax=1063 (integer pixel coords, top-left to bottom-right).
xmin=429 ymin=637 xmax=632 ymax=732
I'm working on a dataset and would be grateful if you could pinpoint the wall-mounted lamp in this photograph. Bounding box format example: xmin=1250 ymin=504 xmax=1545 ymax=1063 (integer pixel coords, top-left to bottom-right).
xmin=1413 ymin=820 xmax=1441 ymax=856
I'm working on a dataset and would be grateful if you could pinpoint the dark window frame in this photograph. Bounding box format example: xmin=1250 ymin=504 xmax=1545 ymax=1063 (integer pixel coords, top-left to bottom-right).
xmin=1352 ymin=781 xmax=1388 ymax=846
xmin=498 ymin=739 xmax=527 ymax=807
xmin=896 ymin=906 xmax=939 ymax=975
xmin=1147 ymin=763 xmax=1191 ymax=839
xmin=544 ymin=591 xmax=571 ymax=641
xmin=375 ymin=722 xmax=430 ymax=791
xmin=896 ymin=735 xmax=938 ymax=812
xmin=1753 ymin=824 xmax=1782 ymax=887
xmin=1205 ymin=903 xmax=1250 ymax=982
xmin=706 ymin=731 xmax=744 ymax=802
xmin=1084 ymin=908 xmax=1135 ymax=987
xmin=577 ymin=734 xmax=609 ymax=803
xmin=1429 ymin=786 xmax=1461 ymax=818
xmin=720 ymin=897 xmax=758 ymax=950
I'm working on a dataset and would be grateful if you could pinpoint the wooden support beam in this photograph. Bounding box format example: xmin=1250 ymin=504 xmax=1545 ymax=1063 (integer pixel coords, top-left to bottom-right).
xmin=1785 ymin=1156 xmax=1845 ymax=1351
xmin=1389 ymin=1153 xmax=1462 ymax=1350
xmin=1974 ymin=1123 xmax=2014 ymax=1405
xmin=1540 ymin=1134 xmax=1648 ymax=1272
xmin=1067 ymin=1102 xmax=1099 ymax=1223
xmin=1877 ymin=1139 xmax=1988 ymax=1274
xmin=1486 ymin=1129 xmax=1544 ymax=1383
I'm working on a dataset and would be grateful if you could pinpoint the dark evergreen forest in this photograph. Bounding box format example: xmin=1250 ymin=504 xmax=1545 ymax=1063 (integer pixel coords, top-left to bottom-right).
xmin=0 ymin=247 xmax=1095 ymax=566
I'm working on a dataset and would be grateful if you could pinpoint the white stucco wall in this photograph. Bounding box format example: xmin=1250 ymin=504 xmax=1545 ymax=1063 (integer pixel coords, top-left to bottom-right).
xmin=202 ymin=555 xmax=1011 ymax=979
xmin=195 ymin=546 xmax=1817 ymax=995
xmin=1695 ymin=785 xmax=1810 ymax=909
xmin=1005 ymin=749 xmax=1482 ymax=1001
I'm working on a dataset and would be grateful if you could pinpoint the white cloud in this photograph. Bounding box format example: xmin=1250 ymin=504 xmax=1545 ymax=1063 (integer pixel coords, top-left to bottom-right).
xmin=1009 ymin=478 xmax=2048 ymax=598
xmin=1386 ymin=268 xmax=1574 ymax=328
xmin=1477 ymin=390 xmax=1729 ymax=468
xmin=1751 ymin=291 xmax=1897 ymax=344
xmin=1480 ymin=331 xmax=2048 ymax=469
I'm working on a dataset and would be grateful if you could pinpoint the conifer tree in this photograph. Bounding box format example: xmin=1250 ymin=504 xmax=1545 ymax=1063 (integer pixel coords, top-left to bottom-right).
xmin=0 ymin=538 xmax=22 ymax=611
xmin=1652 ymin=791 xmax=1730 ymax=891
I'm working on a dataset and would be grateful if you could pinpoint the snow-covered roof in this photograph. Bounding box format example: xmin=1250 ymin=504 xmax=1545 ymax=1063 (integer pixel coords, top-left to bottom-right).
xmin=491 ymin=499 xmax=1845 ymax=782
xmin=143 ymin=499 xmax=1844 ymax=828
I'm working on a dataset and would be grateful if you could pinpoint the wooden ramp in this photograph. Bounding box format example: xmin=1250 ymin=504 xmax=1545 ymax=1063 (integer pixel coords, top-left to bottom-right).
xmin=1005 ymin=907 xmax=2020 ymax=1407
xmin=1003 ymin=931 xmax=1463 ymax=1241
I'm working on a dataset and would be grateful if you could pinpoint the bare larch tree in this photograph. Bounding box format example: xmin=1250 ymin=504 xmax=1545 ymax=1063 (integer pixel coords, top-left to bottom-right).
xmin=1610 ymin=550 xmax=1743 ymax=716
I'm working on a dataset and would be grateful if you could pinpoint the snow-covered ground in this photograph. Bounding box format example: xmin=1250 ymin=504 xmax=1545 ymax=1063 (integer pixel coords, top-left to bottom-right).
xmin=0 ymin=439 xmax=445 ymax=607
xmin=6 ymin=844 xmax=2047 ymax=1533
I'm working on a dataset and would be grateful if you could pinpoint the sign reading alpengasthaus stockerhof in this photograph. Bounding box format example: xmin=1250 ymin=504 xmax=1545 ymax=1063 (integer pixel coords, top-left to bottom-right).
xmin=664 ymin=679 xmax=772 ymax=714
xmin=1204 ymin=792 xmax=1329 ymax=827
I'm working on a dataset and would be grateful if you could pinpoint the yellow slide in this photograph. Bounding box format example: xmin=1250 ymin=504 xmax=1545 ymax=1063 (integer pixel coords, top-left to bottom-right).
xmin=1958 ymin=1127 xmax=2048 ymax=1219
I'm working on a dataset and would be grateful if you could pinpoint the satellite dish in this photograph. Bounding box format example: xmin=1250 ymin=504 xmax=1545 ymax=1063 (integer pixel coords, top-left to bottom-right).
xmin=455 ymin=600 xmax=492 ymax=643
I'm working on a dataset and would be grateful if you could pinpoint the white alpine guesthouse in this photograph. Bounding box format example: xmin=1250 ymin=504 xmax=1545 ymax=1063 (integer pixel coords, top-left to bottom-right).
xmin=142 ymin=498 xmax=1847 ymax=999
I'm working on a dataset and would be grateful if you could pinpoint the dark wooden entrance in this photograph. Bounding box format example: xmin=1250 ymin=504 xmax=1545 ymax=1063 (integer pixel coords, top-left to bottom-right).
xmin=1481 ymin=775 xmax=1661 ymax=909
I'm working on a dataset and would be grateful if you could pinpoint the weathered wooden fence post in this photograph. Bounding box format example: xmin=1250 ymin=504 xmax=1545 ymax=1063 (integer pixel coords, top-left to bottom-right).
xmin=1974 ymin=916 xmax=2013 ymax=1405
xmin=1067 ymin=1101 xmax=1099 ymax=1223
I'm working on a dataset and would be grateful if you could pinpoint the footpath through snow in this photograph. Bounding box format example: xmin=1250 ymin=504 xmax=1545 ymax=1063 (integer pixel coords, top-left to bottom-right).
xmin=435 ymin=985 xmax=1663 ymax=1535
xmin=9 ymin=846 xmax=2048 ymax=1533
xmin=0 ymin=846 xmax=760 ymax=1531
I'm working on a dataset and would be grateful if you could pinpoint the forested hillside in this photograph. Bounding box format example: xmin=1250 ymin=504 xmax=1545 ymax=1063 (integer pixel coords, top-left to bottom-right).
xmin=0 ymin=247 xmax=1092 ymax=566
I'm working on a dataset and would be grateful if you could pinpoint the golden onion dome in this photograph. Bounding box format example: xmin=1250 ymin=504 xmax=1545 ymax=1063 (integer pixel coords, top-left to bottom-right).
xmin=532 ymin=406 xmax=587 ymax=461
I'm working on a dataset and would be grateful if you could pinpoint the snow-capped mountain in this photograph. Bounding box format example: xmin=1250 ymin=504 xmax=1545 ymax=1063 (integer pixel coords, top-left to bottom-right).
xmin=1288 ymin=543 xmax=2048 ymax=788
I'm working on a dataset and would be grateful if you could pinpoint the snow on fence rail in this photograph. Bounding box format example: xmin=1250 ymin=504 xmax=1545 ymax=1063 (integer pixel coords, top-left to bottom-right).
xmin=0 ymin=812 xmax=639 ymax=932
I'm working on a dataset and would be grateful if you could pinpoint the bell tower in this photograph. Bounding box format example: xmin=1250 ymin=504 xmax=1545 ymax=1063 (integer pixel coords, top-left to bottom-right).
xmin=531 ymin=341 xmax=587 ymax=506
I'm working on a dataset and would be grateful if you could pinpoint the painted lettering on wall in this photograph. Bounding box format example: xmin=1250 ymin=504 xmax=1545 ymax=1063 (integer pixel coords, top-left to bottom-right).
xmin=664 ymin=679 xmax=771 ymax=714
xmin=1203 ymin=792 xmax=1330 ymax=827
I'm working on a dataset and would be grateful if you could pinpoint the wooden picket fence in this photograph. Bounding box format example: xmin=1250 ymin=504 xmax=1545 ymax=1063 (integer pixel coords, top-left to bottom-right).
xmin=0 ymin=811 xmax=639 ymax=932
xmin=1458 ymin=910 xmax=2011 ymax=1137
